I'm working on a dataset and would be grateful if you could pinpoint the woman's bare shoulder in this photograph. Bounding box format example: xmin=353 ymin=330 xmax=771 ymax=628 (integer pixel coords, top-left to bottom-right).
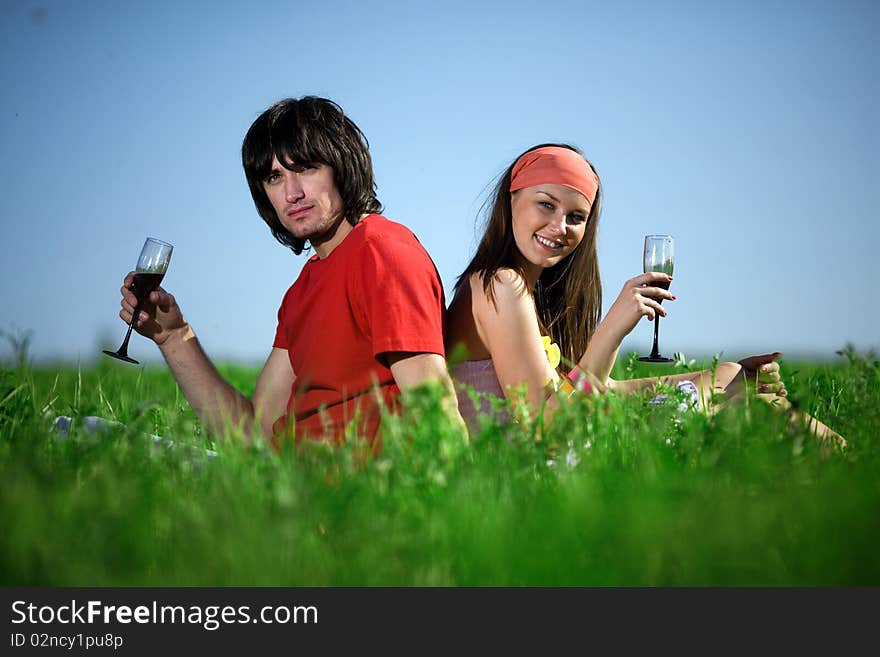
xmin=469 ymin=268 xmax=529 ymax=302
xmin=468 ymin=269 xmax=533 ymax=327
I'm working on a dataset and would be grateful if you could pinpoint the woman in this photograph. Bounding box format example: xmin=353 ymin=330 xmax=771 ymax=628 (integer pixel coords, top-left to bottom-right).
xmin=445 ymin=144 xmax=840 ymax=443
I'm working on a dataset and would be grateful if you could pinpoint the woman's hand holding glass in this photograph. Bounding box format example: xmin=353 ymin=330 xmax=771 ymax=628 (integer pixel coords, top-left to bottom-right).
xmin=600 ymin=271 xmax=675 ymax=342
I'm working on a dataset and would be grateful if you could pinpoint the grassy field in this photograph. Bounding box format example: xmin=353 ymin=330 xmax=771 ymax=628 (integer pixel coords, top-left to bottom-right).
xmin=1 ymin=347 xmax=878 ymax=586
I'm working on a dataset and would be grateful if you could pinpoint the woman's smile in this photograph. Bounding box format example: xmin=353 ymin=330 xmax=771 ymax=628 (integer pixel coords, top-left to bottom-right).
xmin=534 ymin=233 xmax=564 ymax=251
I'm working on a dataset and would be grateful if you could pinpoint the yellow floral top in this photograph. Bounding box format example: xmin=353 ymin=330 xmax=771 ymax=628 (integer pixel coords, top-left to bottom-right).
xmin=543 ymin=335 xmax=576 ymax=395
xmin=542 ymin=335 xmax=561 ymax=369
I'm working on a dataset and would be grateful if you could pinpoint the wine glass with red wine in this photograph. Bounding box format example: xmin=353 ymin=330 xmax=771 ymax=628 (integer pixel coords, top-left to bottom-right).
xmin=103 ymin=238 xmax=173 ymax=364
xmin=638 ymin=234 xmax=675 ymax=363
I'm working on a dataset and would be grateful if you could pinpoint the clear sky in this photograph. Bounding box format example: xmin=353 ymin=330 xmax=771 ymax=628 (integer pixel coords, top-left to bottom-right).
xmin=1 ymin=0 xmax=877 ymax=365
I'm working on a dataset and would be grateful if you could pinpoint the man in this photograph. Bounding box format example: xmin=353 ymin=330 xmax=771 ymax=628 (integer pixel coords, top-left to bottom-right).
xmin=117 ymin=96 xmax=463 ymax=446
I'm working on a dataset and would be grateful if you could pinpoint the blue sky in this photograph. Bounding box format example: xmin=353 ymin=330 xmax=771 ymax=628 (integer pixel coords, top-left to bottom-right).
xmin=1 ymin=0 xmax=877 ymax=365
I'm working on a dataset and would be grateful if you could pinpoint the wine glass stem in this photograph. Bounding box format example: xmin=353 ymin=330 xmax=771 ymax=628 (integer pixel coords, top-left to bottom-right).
xmin=650 ymin=315 xmax=661 ymax=358
xmin=117 ymin=314 xmax=137 ymax=354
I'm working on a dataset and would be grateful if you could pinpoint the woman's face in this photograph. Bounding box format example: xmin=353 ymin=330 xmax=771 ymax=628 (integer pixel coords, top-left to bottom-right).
xmin=510 ymin=183 xmax=590 ymax=276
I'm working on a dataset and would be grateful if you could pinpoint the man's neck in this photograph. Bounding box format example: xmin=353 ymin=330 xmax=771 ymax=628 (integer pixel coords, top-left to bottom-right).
xmin=311 ymin=214 xmax=365 ymax=258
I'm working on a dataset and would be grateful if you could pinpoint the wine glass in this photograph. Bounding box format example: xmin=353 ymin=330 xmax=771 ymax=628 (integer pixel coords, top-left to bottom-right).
xmin=638 ymin=234 xmax=674 ymax=363
xmin=103 ymin=238 xmax=173 ymax=364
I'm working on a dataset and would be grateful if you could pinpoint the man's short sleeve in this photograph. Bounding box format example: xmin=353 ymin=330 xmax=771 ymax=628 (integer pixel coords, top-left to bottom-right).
xmin=353 ymin=233 xmax=446 ymax=359
xmin=273 ymin=285 xmax=293 ymax=350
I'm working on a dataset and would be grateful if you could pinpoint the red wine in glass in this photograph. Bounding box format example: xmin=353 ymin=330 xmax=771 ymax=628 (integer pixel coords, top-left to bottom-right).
xmin=103 ymin=238 xmax=173 ymax=364
xmin=638 ymin=234 xmax=674 ymax=363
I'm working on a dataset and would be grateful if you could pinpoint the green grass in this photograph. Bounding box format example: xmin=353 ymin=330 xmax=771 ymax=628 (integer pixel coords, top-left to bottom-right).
xmin=1 ymin=348 xmax=878 ymax=585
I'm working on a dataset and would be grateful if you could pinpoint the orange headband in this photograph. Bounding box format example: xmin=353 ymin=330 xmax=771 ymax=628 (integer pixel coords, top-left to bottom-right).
xmin=509 ymin=146 xmax=599 ymax=210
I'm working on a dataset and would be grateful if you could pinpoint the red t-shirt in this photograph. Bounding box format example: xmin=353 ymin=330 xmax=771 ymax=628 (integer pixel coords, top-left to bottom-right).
xmin=271 ymin=215 xmax=446 ymax=446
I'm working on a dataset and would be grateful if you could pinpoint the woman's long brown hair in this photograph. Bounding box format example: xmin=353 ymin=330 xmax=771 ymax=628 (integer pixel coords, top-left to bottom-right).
xmin=455 ymin=143 xmax=603 ymax=368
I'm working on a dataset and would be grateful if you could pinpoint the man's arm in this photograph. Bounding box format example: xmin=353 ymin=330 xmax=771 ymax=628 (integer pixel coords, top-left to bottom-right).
xmin=160 ymin=332 xmax=293 ymax=442
xmin=385 ymin=352 xmax=467 ymax=438
xmin=252 ymin=348 xmax=296 ymax=439
xmin=385 ymin=352 xmax=451 ymax=389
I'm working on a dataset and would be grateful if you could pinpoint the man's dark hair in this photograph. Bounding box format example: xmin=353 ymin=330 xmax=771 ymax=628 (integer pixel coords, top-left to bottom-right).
xmin=242 ymin=96 xmax=383 ymax=254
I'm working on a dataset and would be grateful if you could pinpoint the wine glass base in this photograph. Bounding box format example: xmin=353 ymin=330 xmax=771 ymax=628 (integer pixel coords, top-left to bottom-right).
xmin=102 ymin=350 xmax=139 ymax=365
xmin=638 ymin=356 xmax=674 ymax=363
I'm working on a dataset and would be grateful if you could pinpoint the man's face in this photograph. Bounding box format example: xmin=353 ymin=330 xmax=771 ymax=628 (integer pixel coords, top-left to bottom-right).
xmin=262 ymin=155 xmax=346 ymax=245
